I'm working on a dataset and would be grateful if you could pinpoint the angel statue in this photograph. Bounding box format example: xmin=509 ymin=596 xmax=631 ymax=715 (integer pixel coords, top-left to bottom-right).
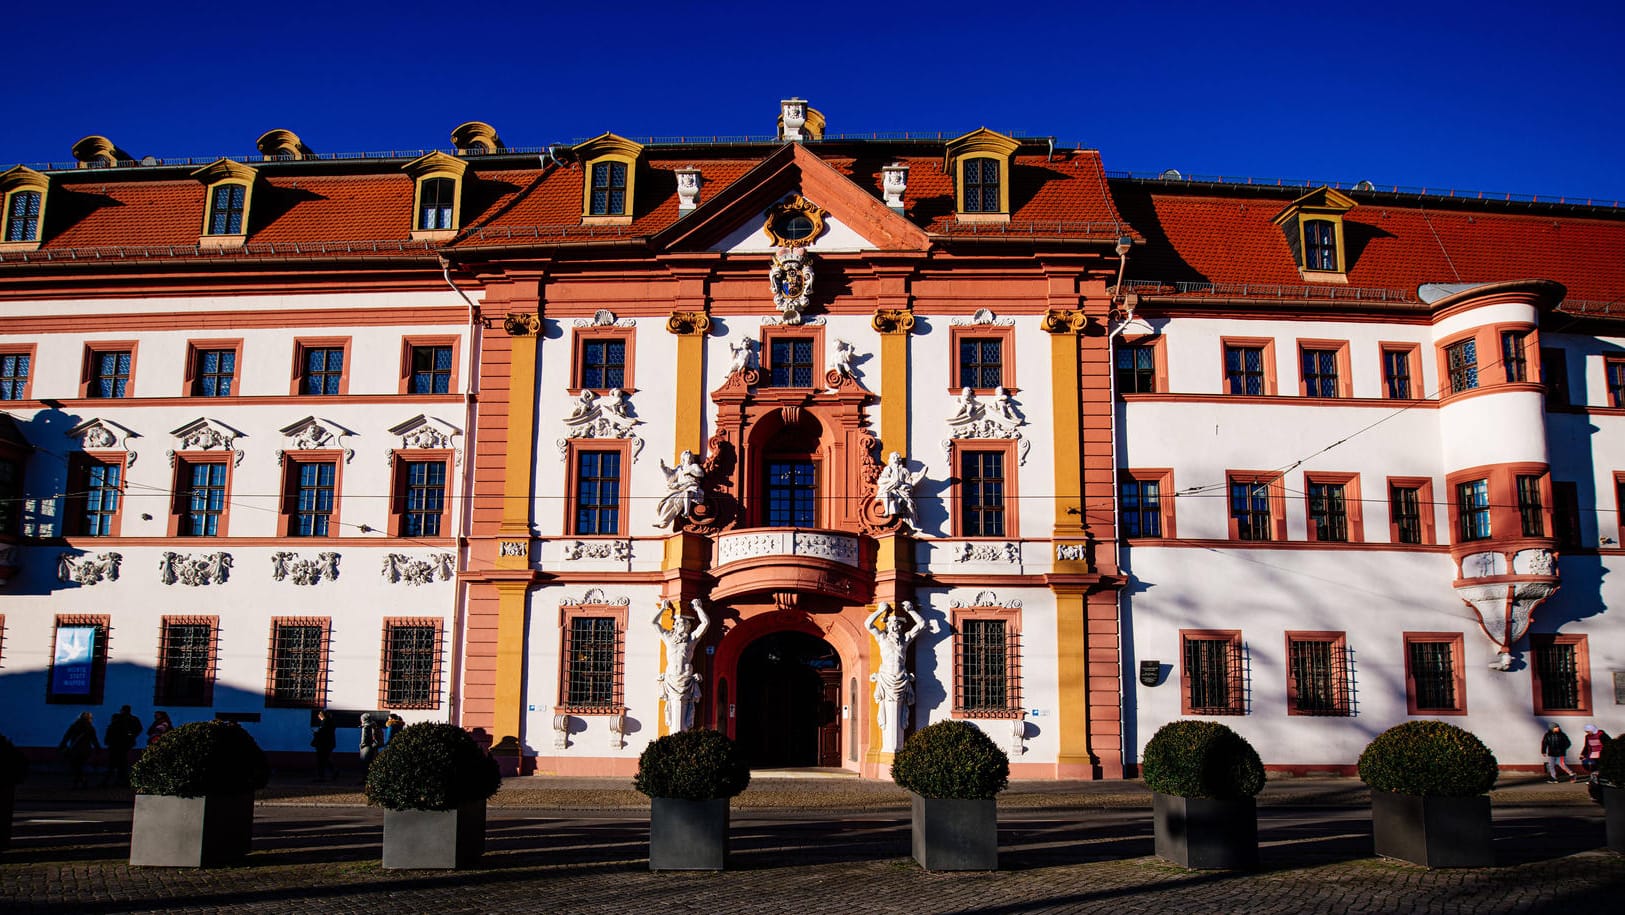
xmin=655 ymin=450 xmax=705 ymax=529
xmin=726 ymin=337 xmax=759 ymax=378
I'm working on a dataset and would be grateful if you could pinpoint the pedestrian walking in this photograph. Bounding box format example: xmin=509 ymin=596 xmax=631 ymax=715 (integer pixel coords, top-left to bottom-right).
xmin=101 ymin=705 xmax=142 ymax=786
xmin=146 ymin=710 xmax=173 ymax=745
xmin=1579 ymin=724 xmax=1610 ymax=774
xmin=1541 ymin=723 xmax=1577 ymax=782
xmin=58 ymin=711 xmax=100 ymax=788
xmin=310 ymin=709 xmax=337 ymax=781
xmin=358 ymin=714 xmax=385 ymax=777
xmin=385 ymin=713 xmax=405 ymax=744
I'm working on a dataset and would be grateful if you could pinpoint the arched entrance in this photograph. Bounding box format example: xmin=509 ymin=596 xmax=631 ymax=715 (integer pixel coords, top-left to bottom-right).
xmin=736 ymin=631 xmax=842 ymax=768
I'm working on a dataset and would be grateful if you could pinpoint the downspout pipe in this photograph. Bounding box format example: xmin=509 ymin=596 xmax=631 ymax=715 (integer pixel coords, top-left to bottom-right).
xmin=1106 ymin=235 xmax=1135 ymax=775
xmin=441 ymin=255 xmax=482 ymax=727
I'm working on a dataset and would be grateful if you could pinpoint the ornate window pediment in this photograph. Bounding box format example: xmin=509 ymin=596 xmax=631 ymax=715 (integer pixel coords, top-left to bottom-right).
xmin=387 ymin=414 xmax=463 ymax=464
xmin=66 ymin=417 xmax=139 ymax=465
xmin=168 ymin=418 xmax=245 ymax=467
xmin=278 ymin=416 xmax=355 ymax=465
xmin=557 ymin=389 xmax=643 ymax=462
xmin=943 ymin=387 xmax=1030 ymax=465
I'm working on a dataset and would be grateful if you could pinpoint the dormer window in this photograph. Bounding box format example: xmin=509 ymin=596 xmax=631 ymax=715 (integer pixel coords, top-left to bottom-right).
xmin=403 ymin=152 xmax=468 ymax=240
xmin=572 ymin=133 xmax=644 ymax=226
xmin=963 ymin=158 xmax=1001 ymax=213
xmin=590 ymin=161 xmax=627 ymax=216
xmin=208 ymin=184 xmax=247 ymax=235
xmin=190 ymin=159 xmax=258 ymax=248
xmin=419 ymin=178 xmax=455 ymax=230
xmin=1304 ymin=220 xmax=1338 ymax=271
xmin=1272 ymin=187 xmax=1355 ymax=279
xmin=0 ymin=166 xmax=49 ymax=250
xmin=945 ymin=128 xmax=1020 ymax=222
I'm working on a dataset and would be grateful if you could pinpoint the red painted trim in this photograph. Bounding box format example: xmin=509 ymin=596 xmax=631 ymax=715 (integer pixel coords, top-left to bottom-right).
xmin=1120 ymin=537 xmax=1451 ymax=553
xmin=79 ymin=340 xmax=138 ymax=399
xmin=155 ymin=615 xmax=219 ymax=707
xmin=1302 ymin=471 xmax=1363 ymax=543
xmin=1283 ymin=630 xmax=1350 ymax=716
xmin=0 ymin=304 xmax=463 ymax=333
xmin=168 ymin=451 xmax=234 ymax=538
xmin=379 ymin=617 xmax=445 ymax=710
xmin=1444 ymin=461 xmax=1552 ymax=550
xmin=568 ymin=325 xmax=637 ymax=394
xmin=1219 ymin=336 xmax=1277 ymax=395
xmin=948 ymin=323 xmax=1017 ymax=393
xmin=389 ymin=449 xmax=454 ymax=538
xmin=1178 ymin=629 xmax=1244 ymax=716
xmin=0 ymin=342 xmax=38 ymax=400
xmin=1402 ymin=631 xmax=1467 ymax=716
xmin=948 ymin=602 xmax=1023 ymax=718
xmin=949 ymin=439 xmax=1021 ymax=539
xmin=266 ymin=616 xmax=332 ymax=709
xmin=290 ymin=336 xmax=352 ymax=396
xmin=66 ymin=450 xmax=128 ymax=538
xmin=278 ymin=450 xmax=344 ymax=539
xmin=1122 ymin=392 xmax=1438 ymax=409
xmin=2 ymin=393 xmax=463 ymax=410
xmin=1116 ymin=332 xmax=1168 ymax=395
xmin=183 ymin=338 xmax=244 ymax=398
xmin=562 ymin=439 xmax=632 ymax=537
xmin=1386 ymin=476 xmax=1437 ymax=546
xmin=556 ymin=601 xmax=629 ymax=715
xmin=1377 ymin=341 xmax=1424 ymax=400
xmin=398 ymin=335 xmax=462 ymax=396
xmin=1295 ymin=338 xmax=1353 ymax=398
xmin=47 ymin=614 xmax=111 ymax=705
xmin=1120 ymin=467 xmax=1176 ymax=540
xmin=1529 ymin=633 xmax=1592 ymax=716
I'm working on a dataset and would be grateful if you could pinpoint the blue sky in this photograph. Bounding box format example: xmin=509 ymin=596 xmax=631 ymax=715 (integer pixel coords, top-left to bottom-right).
xmin=6 ymin=1 xmax=1624 ymax=202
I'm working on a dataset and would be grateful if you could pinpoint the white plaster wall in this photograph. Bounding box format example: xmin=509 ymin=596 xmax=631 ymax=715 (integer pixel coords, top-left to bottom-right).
xmin=1430 ymin=301 xmax=1539 ymax=342
xmin=1158 ymin=316 xmax=1439 ymax=398
xmin=1122 ymin=545 xmax=1625 ymax=767
xmin=1438 ymin=389 xmax=1550 ymax=470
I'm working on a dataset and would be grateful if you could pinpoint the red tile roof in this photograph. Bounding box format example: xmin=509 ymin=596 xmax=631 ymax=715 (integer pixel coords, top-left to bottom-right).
xmin=1112 ymin=182 xmax=1625 ymax=306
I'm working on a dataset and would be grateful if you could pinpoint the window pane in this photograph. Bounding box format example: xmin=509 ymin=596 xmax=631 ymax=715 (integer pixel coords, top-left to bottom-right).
xmin=1409 ymin=641 xmax=1456 ymax=710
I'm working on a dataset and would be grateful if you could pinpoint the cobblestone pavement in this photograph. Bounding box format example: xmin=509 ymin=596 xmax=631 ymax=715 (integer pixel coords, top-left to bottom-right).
xmin=4 ymin=775 xmax=1620 ymax=914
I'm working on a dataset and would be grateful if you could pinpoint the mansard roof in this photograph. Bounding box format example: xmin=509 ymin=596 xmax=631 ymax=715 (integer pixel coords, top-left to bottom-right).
xmin=1110 ymin=178 xmax=1625 ymax=314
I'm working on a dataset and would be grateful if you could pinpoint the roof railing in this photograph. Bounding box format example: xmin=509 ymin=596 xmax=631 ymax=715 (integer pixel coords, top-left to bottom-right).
xmin=940 ymin=218 xmax=1124 ymax=237
xmin=0 ymin=238 xmax=441 ymax=264
xmin=1107 ymin=169 xmax=1623 ymax=210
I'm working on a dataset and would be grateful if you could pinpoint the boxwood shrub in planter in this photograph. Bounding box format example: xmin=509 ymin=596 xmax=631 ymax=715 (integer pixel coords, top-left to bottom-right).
xmin=365 ymin=722 xmax=502 ymax=869
xmin=1598 ymin=735 xmax=1625 ymax=854
xmin=127 ymin=720 xmax=269 ymax=867
xmin=891 ymin=719 xmax=1010 ymax=871
xmin=1141 ymin=720 xmax=1265 ymax=869
xmin=1 ymin=732 xmax=28 ymax=854
xmin=1357 ymin=720 xmax=1498 ymax=868
xmin=633 ymin=729 xmax=750 ymax=871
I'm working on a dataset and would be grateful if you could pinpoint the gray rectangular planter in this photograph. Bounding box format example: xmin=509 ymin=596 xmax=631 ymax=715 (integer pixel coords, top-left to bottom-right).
xmin=911 ymin=794 xmax=998 ymax=871
xmin=1152 ymin=792 xmax=1258 ymax=869
xmin=383 ymin=802 xmax=486 ymax=869
xmin=1371 ymin=789 xmax=1492 ymax=867
xmin=1605 ymin=786 xmax=1625 ymax=854
xmin=129 ymin=793 xmax=254 ymax=867
xmin=649 ymin=797 xmax=729 ymax=870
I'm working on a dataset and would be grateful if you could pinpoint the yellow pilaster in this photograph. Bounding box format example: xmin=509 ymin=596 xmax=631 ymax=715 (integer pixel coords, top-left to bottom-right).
xmin=492 ymin=579 xmax=531 ymax=752
xmin=872 ymin=307 xmax=915 ymax=457
xmin=667 ymin=309 xmax=711 ymax=457
xmin=497 ymin=312 xmax=541 ymax=570
xmin=1045 ymin=308 xmax=1094 ymax=775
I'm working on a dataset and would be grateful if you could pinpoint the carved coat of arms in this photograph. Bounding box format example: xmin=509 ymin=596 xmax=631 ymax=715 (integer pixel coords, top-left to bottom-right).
xmin=769 ymin=249 xmax=814 ymax=324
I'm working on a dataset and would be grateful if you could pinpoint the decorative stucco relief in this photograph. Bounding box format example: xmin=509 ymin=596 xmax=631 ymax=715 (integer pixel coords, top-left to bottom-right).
xmin=58 ymin=552 xmax=122 ymax=586
xmin=714 ymin=530 xmax=859 ymax=566
xmin=277 ymin=416 xmax=355 ymax=465
xmin=573 ymin=309 xmax=635 ymax=328
xmin=270 ymin=551 xmax=340 ymax=585
xmin=158 ymin=551 xmax=233 ymax=586
xmin=66 ymin=418 xmax=140 ymax=466
xmin=562 ymin=540 xmax=632 ymax=562
xmin=557 ymin=389 xmax=644 ymax=462
xmin=949 ymin=590 xmax=1023 ymax=610
xmin=943 ymin=387 xmax=1030 ymax=465
xmin=954 ymin=541 xmax=1021 ymax=564
xmin=387 ymin=415 xmax=464 ymax=467
xmin=381 ymin=552 xmax=454 ymax=585
xmin=168 ymin=418 xmax=245 ymax=467
xmin=949 ymin=307 xmax=1015 ymax=327
xmin=559 ymin=587 xmax=631 ymax=607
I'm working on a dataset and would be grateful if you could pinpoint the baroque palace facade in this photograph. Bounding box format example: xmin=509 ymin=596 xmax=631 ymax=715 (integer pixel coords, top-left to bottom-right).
xmin=1 ymin=103 xmax=1621 ymax=777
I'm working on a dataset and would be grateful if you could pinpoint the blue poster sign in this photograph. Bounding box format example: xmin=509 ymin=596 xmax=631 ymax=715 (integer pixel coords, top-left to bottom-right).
xmin=52 ymin=626 xmax=96 ymax=696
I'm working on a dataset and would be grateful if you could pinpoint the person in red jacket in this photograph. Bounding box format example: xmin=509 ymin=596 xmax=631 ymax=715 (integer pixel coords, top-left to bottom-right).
xmin=1579 ymin=724 xmax=1610 ymax=774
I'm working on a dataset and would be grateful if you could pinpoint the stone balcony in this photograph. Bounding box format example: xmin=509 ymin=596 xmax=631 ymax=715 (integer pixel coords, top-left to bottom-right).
xmin=709 ymin=528 xmax=870 ymax=603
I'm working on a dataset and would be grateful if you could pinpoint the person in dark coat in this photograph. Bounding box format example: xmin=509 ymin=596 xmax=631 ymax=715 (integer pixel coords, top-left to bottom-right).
xmin=58 ymin=711 xmax=100 ymax=788
xmin=1541 ymin=723 xmax=1577 ymax=782
xmin=101 ymin=705 xmax=142 ymax=786
xmin=310 ymin=709 xmax=337 ymax=781
xmin=358 ymin=714 xmax=385 ymax=778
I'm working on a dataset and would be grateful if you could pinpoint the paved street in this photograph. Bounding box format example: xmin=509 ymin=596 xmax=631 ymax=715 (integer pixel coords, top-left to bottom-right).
xmin=3 ymin=774 xmax=1621 ymax=914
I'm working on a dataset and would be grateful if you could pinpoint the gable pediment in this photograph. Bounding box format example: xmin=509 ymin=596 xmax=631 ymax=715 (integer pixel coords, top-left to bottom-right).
xmin=654 ymin=144 xmax=930 ymax=254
